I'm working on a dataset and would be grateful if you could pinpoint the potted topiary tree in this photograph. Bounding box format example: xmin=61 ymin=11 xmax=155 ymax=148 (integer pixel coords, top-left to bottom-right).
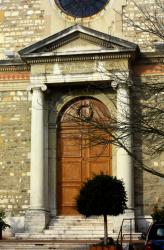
xmin=76 ymin=173 xmax=127 ymax=250
xmin=0 ymin=209 xmax=10 ymax=240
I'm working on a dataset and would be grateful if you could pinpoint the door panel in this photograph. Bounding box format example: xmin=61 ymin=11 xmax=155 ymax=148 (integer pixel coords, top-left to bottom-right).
xmin=57 ymin=98 xmax=112 ymax=215
xmin=61 ymin=160 xmax=82 ymax=181
xmin=87 ymin=158 xmax=112 ymax=176
xmin=59 ymin=185 xmax=80 ymax=214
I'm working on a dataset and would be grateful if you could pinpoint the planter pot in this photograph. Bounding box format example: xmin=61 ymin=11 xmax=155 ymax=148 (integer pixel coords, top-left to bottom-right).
xmin=90 ymin=245 xmax=121 ymax=250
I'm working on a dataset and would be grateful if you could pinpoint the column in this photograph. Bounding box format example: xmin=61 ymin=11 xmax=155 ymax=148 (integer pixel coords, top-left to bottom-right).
xmin=25 ymin=84 xmax=49 ymax=233
xmin=112 ymin=80 xmax=134 ymax=210
xmin=30 ymin=85 xmax=46 ymax=209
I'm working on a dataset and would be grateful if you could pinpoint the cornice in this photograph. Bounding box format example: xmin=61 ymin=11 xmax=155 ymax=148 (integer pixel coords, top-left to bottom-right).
xmin=46 ymin=33 xmax=115 ymax=52
xmin=0 ymin=59 xmax=30 ymax=72
xmin=136 ymin=52 xmax=164 ymax=64
xmin=21 ymin=50 xmax=135 ymax=64
xmin=19 ymin=24 xmax=138 ymax=56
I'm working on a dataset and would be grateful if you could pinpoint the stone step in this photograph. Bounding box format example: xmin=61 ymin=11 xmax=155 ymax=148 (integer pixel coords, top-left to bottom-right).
xmin=0 ymin=240 xmax=144 ymax=250
xmin=16 ymin=232 xmax=141 ymax=241
xmin=48 ymin=217 xmax=114 ymax=228
xmin=0 ymin=241 xmax=91 ymax=250
xmin=49 ymin=216 xmax=106 ymax=221
xmin=16 ymin=214 xmax=136 ymax=241
xmin=15 ymin=232 xmax=117 ymax=240
xmin=49 ymin=222 xmax=110 ymax=226
xmin=44 ymin=216 xmax=115 ymax=240
xmin=44 ymin=229 xmax=114 ymax=235
xmin=48 ymin=223 xmax=112 ymax=228
xmin=48 ymin=224 xmax=113 ymax=230
xmin=15 ymin=231 xmax=132 ymax=241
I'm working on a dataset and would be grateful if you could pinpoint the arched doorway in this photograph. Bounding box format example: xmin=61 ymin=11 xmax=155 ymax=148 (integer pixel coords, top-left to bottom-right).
xmin=57 ymin=97 xmax=112 ymax=215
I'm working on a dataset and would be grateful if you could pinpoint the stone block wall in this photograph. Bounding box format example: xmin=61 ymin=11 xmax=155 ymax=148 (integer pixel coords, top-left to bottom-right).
xmin=0 ymin=75 xmax=31 ymax=215
xmin=0 ymin=0 xmax=163 ymax=58
xmin=132 ymin=60 xmax=164 ymax=216
xmin=122 ymin=0 xmax=163 ymax=51
xmin=0 ymin=0 xmax=45 ymax=59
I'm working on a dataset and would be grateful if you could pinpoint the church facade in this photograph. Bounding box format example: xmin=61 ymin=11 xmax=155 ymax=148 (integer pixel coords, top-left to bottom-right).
xmin=0 ymin=0 xmax=163 ymax=236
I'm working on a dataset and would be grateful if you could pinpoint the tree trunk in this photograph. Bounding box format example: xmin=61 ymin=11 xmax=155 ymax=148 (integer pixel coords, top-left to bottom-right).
xmin=0 ymin=228 xmax=2 ymax=240
xmin=104 ymin=214 xmax=108 ymax=245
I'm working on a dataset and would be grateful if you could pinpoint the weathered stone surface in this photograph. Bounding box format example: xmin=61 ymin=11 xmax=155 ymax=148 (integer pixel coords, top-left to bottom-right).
xmin=24 ymin=210 xmax=49 ymax=233
xmin=0 ymin=0 xmax=162 ymax=59
xmin=0 ymin=88 xmax=31 ymax=215
xmin=0 ymin=0 xmax=44 ymax=59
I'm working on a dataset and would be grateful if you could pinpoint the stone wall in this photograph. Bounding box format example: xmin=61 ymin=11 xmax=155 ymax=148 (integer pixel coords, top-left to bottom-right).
xmin=132 ymin=60 xmax=164 ymax=215
xmin=0 ymin=0 xmax=163 ymax=58
xmin=0 ymin=0 xmax=45 ymax=59
xmin=123 ymin=0 xmax=163 ymax=51
xmin=0 ymin=60 xmax=163 ymax=218
xmin=0 ymin=74 xmax=31 ymax=215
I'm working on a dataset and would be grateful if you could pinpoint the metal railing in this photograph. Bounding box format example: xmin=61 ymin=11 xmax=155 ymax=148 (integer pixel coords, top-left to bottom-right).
xmin=117 ymin=217 xmax=152 ymax=248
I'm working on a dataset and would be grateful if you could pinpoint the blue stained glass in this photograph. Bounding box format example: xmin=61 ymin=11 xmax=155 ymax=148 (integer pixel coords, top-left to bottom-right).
xmin=55 ymin=0 xmax=109 ymax=18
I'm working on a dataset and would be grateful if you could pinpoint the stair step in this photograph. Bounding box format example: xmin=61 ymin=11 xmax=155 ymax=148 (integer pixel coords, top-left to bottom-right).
xmin=0 ymin=241 xmax=90 ymax=250
xmin=44 ymin=229 xmax=114 ymax=234
xmin=15 ymin=215 xmax=136 ymax=241
xmin=48 ymin=225 xmax=112 ymax=230
xmin=41 ymin=216 xmax=116 ymax=240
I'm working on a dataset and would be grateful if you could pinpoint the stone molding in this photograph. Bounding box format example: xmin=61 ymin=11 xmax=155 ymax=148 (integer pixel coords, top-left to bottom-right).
xmin=21 ymin=51 xmax=134 ymax=64
xmin=19 ymin=25 xmax=138 ymax=55
xmin=137 ymin=52 xmax=164 ymax=64
xmin=18 ymin=25 xmax=138 ymax=65
xmin=27 ymin=84 xmax=47 ymax=92
xmin=44 ymin=33 xmax=115 ymax=52
xmin=111 ymin=79 xmax=133 ymax=90
xmin=0 ymin=60 xmax=30 ymax=72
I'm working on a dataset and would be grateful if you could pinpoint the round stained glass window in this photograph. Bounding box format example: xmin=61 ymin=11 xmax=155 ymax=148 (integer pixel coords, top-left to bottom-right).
xmin=55 ymin=0 xmax=109 ymax=18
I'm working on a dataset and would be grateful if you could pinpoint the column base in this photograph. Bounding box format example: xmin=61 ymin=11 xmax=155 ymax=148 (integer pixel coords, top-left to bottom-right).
xmin=122 ymin=209 xmax=135 ymax=232
xmin=24 ymin=209 xmax=50 ymax=233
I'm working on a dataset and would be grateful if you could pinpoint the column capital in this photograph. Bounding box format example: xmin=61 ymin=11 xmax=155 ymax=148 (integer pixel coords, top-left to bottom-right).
xmin=111 ymin=74 xmax=133 ymax=90
xmin=111 ymin=80 xmax=133 ymax=90
xmin=27 ymin=84 xmax=47 ymax=92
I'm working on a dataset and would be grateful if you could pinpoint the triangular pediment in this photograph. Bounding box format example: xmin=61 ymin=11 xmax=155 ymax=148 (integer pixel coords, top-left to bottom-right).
xmin=55 ymin=37 xmax=104 ymax=53
xmin=19 ymin=25 xmax=139 ymax=61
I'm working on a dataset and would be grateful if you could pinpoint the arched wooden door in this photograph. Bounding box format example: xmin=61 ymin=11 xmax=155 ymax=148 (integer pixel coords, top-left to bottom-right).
xmin=57 ymin=98 xmax=112 ymax=215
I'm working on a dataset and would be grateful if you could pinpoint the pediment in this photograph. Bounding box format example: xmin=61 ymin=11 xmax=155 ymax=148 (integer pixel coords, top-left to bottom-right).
xmin=19 ymin=25 xmax=139 ymax=62
xmin=55 ymin=37 xmax=104 ymax=53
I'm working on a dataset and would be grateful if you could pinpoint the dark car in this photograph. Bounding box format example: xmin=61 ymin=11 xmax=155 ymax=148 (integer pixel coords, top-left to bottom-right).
xmin=144 ymin=222 xmax=164 ymax=250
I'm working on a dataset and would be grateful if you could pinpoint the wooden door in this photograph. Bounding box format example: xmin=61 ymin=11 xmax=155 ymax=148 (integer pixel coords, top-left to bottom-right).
xmin=57 ymin=98 xmax=112 ymax=215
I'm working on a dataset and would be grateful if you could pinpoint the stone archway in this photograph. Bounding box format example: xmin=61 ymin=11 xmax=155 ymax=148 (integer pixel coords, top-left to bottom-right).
xmin=57 ymin=97 xmax=112 ymax=215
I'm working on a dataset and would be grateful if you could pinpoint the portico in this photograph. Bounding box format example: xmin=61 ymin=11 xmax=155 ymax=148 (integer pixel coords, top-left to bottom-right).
xmin=19 ymin=24 xmax=138 ymax=233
